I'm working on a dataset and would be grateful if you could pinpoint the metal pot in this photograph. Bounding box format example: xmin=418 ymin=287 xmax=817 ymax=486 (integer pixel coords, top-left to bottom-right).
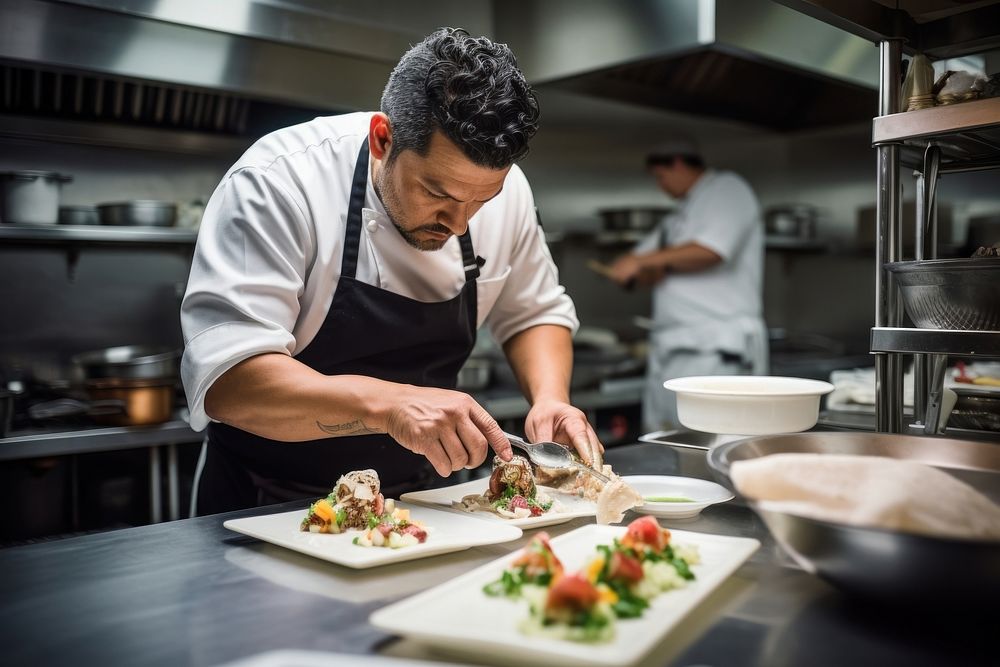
xmin=58 ymin=205 xmax=99 ymax=225
xmin=764 ymin=204 xmax=817 ymax=239
xmin=97 ymin=200 xmax=177 ymax=227
xmin=0 ymin=170 xmax=72 ymax=224
xmin=84 ymin=378 xmax=175 ymax=426
xmin=598 ymin=208 xmax=671 ymax=232
xmin=71 ymin=345 xmax=180 ymax=381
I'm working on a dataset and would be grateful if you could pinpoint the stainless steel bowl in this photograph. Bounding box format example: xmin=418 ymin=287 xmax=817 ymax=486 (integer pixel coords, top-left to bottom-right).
xmin=949 ymin=386 xmax=1000 ymax=432
xmin=886 ymin=258 xmax=1000 ymax=330
xmin=97 ymin=200 xmax=177 ymax=227
xmin=707 ymin=431 xmax=1000 ymax=603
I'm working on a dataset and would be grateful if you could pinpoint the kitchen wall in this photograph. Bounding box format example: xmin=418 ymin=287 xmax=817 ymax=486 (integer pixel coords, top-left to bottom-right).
xmin=519 ymin=88 xmax=1000 ymax=354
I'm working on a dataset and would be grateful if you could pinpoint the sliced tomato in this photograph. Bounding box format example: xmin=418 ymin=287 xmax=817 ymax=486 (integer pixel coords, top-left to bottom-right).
xmin=624 ymin=516 xmax=670 ymax=552
xmin=546 ymin=573 xmax=600 ymax=612
xmin=608 ymin=551 xmax=644 ymax=583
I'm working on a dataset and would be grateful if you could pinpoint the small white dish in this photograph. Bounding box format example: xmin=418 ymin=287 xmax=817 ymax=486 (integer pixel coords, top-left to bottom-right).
xmin=401 ymin=478 xmax=596 ymax=529
xmin=370 ymin=524 xmax=760 ymax=667
xmin=623 ymin=475 xmax=734 ymax=519
xmin=223 ymin=502 xmax=522 ymax=569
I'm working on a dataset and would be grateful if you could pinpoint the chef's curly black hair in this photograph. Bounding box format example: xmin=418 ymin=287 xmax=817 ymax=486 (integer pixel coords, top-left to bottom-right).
xmin=380 ymin=28 xmax=539 ymax=169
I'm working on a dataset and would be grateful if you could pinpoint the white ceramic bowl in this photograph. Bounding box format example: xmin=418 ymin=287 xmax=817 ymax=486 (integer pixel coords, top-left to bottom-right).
xmin=662 ymin=376 xmax=835 ymax=435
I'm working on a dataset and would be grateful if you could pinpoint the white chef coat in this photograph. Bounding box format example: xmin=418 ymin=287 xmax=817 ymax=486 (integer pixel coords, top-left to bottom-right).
xmin=634 ymin=169 xmax=767 ymax=430
xmin=181 ymin=112 xmax=578 ymax=431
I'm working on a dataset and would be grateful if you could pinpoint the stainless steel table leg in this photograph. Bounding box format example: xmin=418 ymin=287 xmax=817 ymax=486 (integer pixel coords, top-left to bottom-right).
xmin=167 ymin=443 xmax=179 ymax=521
xmin=149 ymin=446 xmax=162 ymax=524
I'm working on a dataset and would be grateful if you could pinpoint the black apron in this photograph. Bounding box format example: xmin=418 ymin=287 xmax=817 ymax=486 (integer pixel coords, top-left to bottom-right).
xmin=197 ymin=138 xmax=480 ymax=515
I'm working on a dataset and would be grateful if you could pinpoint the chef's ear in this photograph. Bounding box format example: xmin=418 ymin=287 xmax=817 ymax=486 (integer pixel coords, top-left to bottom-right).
xmin=369 ymin=113 xmax=392 ymax=161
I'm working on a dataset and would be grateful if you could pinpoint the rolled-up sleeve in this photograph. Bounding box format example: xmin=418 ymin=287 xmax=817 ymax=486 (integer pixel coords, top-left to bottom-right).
xmin=485 ymin=169 xmax=579 ymax=344
xmin=181 ymin=167 xmax=315 ymax=431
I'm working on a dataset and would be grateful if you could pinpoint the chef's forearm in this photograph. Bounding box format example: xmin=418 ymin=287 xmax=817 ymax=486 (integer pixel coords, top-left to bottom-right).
xmin=638 ymin=242 xmax=722 ymax=273
xmin=205 ymin=353 xmax=396 ymax=441
xmin=502 ymin=324 xmax=573 ymax=405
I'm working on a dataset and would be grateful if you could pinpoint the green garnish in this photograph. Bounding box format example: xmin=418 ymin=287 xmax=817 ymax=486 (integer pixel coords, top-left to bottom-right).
xmin=335 ymin=507 xmax=347 ymax=527
xmin=643 ymin=495 xmax=695 ymax=503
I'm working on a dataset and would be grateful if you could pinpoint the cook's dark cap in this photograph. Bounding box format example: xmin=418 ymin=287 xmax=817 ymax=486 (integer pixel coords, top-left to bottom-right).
xmin=647 ymin=138 xmax=701 ymax=161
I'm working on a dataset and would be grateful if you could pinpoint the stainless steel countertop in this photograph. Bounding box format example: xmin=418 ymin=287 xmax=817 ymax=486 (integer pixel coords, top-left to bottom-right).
xmin=0 ymin=443 xmax=989 ymax=667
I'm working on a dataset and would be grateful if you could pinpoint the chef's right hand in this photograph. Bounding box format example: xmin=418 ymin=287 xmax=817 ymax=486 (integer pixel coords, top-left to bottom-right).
xmin=385 ymin=386 xmax=512 ymax=476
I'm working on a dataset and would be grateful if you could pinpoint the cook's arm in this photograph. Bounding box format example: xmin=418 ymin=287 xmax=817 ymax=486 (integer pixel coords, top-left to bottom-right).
xmin=502 ymin=324 xmax=603 ymax=465
xmin=608 ymin=242 xmax=721 ymax=286
xmin=205 ymin=353 xmax=511 ymax=474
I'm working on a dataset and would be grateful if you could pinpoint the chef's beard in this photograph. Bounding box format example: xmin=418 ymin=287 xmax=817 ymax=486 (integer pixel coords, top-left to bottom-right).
xmin=374 ymin=162 xmax=452 ymax=252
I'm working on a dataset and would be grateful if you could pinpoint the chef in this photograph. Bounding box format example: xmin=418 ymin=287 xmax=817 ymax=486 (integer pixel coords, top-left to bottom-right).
xmin=181 ymin=28 xmax=598 ymax=515
xmin=608 ymin=139 xmax=767 ymax=431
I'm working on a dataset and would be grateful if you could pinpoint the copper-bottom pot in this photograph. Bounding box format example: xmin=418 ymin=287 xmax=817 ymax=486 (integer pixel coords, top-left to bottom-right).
xmin=86 ymin=378 xmax=175 ymax=426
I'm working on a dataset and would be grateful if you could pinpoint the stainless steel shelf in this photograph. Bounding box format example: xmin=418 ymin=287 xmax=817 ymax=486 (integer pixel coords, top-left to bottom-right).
xmin=0 ymin=114 xmax=253 ymax=157
xmin=0 ymin=224 xmax=198 ymax=245
xmin=0 ymin=419 xmax=202 ymax=461
xmin=871 ymin=327 xmax=1000 ymax=357
xmin=872 ymin=98 xmax=1000 ymax=171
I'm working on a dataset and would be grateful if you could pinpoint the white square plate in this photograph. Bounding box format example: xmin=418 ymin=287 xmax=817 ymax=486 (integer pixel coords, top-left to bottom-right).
xmin=401 ymin=478 xmax=597 ymax=528
xmin=223 ymin=502 xmax=523 ymax=569
xmin=370 ymin=524 xmax=759 ymax=667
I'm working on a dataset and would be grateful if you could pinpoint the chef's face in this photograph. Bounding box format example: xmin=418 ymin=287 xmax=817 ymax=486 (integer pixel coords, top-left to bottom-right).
xmin=650 ymin=160 xmax=687 ymax=199
xmin=375 ymin=131 xmax=510 ymax=251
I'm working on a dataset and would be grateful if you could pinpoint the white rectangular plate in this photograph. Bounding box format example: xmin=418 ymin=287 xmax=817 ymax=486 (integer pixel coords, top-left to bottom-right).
xmin=401 ymin=478 xmax=597 ymax=528
xmin=370 ymin=524 xmax=759 ymax=667
xmin=223 ymin=502 xmax=523 ymax=569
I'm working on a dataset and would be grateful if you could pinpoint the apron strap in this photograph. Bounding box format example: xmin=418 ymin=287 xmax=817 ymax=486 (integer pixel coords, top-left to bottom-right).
xmin=458 ymin=230 xmax=481 ymax=281
xmin=341 ymin=137 xmax=370 ymax=279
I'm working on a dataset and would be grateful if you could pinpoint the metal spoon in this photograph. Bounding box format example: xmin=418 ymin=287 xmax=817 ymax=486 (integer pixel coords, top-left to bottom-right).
xmin=503 ymin=432 xmax=611 ymax=485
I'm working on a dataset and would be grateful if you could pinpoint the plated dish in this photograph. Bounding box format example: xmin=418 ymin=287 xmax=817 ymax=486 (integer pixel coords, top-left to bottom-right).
xmin=370 ymin=522 xmax=760 ymax=666
xmin=623 ymin=475 xmax=735 ymax=519
xmin=402 ymin=478 xmax=596 ymax=529
xmin=224 ymin=469 xmax=522 ymax=568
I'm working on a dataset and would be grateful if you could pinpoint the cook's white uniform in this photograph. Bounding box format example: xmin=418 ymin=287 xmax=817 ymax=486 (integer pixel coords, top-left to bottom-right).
xmin=181 ymin=112 xmax=578 ymax=431
xmin=634 ymin=170 xmax=767 ymax=431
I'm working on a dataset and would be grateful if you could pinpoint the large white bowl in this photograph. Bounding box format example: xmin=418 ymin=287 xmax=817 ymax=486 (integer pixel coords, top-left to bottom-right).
xmin=662 ymin=376 xmax=835 ymax=435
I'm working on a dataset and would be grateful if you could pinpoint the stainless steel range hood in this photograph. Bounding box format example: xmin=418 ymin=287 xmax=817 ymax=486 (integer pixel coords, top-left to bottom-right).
xmin=496 ymin=0 xmax=880 ymax=131
xmin=2 ymin=0 xmax=880 ymax=137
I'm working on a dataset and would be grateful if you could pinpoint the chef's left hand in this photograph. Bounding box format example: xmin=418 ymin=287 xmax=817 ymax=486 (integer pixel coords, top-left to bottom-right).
xmin=524 ymin=399 xmax=604 ymax=467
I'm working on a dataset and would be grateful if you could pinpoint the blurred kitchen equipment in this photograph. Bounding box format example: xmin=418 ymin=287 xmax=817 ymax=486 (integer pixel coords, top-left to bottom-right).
xmin=85 ymin=378 xmax=174 ymax=426
xmin=598 ymin=207 xmax=671 ymax=232
xmin=456 ymin=357 xmax=492 ymax=392
xmin=886 ymin=258 xmax=1000 ymax=330
xmin=0 ymin=170 xmax=72 ymax=224
xmin=72 ymin=345 xmax=180 ymax=381
xmin=764 ymin=205 xmax=817 ymax=240
xmin=0 ymin=387 xmax=13 ymax=437
xmin=28 ymin=397 xmax=125 ymax=421
xmin=948 ymin=386 xmax=1000 ymax=432
xmin=662 ymin=376 xmax=835 ymax=435
xmin=58 ymin=205 xmax=99 ymax=225
xmin=708 ymin=431 xmax=1000 ymax=603
xmin=857 ymin=201 xmax=953 ymax=251
xmin=97 ymin=201 xmax=177 ymax=227
xmin=901 ymin=53 xmax=935 ymax=111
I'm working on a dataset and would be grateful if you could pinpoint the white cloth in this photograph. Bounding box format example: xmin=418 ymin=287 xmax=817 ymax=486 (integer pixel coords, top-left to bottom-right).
xmin=634 ymin=170 xmax=767 ymax=429
xmin=181 ymin=112 xmax=578 ymax=431
xmin=731 ymin=453 xmax=1000 ymax=540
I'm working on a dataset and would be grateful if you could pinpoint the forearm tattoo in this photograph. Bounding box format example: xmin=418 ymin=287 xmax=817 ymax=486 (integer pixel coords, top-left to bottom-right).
xmin=316 ymin=419 xmax=379 ymax=436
